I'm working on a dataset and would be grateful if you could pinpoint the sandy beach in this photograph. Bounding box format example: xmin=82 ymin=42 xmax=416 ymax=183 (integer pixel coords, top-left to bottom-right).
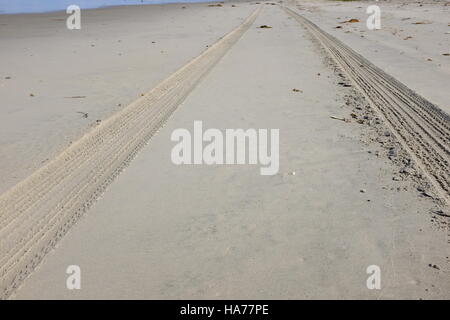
xmin=297 ymin=0 xmax=450 ymax=110
xmin=0 ymin=0 xmax=449 ymax=300
xmin=0 ymin=2 xmax=254 ymax=194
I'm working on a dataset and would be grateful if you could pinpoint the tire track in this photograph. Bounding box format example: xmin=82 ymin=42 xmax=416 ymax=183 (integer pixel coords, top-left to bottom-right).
xmin=0 ymin=7 xmax=261 ymax=299
xmin=283 ymin=6 xmax=449 ymax=205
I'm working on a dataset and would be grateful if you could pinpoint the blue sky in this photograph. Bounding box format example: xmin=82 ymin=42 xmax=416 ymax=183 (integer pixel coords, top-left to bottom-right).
xmin=0 ymin=0 xmax=209 ymax=14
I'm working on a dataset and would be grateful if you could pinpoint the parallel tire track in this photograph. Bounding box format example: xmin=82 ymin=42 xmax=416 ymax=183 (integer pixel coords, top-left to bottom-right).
xmin=0 ymin=7 xmax=261 ymax=299
xmin=283 ymin=7 xmax=449 ymax=204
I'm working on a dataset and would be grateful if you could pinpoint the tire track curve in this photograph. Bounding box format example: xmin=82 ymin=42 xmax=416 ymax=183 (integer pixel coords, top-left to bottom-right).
xmin=283 ymin=6 xmax=449 ymax=205
xmin=0 ymin=7 xmax=261 ymax=299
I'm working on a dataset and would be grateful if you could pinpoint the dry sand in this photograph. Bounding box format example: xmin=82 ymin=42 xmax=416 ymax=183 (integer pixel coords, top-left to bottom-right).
xmin=0 ymin=1 xmax=449 ymax=299
xmin=294 ymin=0 xmax=450 ymax=110
xmin=0 ymin=2 xmax=254 ymax=194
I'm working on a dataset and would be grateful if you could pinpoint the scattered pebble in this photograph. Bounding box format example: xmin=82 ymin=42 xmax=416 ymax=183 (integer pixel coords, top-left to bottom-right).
xmin=399 ymin=167 xmax=411 ymax=175
xmin=388 ymin=148 xmax=397 ymax=157
xmin=420 ymin=191 xmax=433 ymax=198
xmin=330 ymin=115 xmax=349 ymax=122
xmin=432 ymin=210 xmax=450 ymax=218
xmin=428 ymin=264 xmax=440 ymax=270
xmin=340 ymin=18 xmax=360 ymax=24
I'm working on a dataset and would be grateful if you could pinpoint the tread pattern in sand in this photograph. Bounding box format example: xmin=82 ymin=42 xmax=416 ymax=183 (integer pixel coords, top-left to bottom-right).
xmin=0 ymin=7 xmax=261 ymax=299
xmin=283 ymin=6 xmax=449 ymax=205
